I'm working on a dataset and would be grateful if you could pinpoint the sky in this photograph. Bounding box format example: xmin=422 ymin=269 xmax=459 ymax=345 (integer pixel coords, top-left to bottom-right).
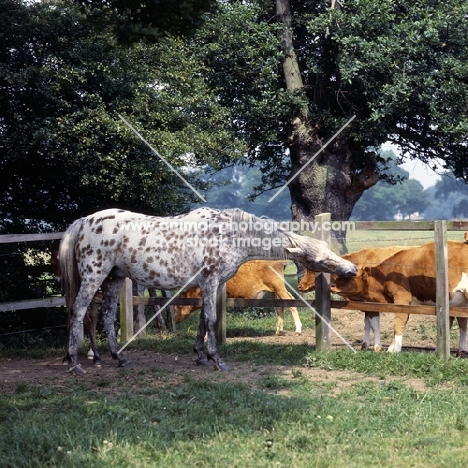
xmin=381 ymin=143 xmax=442 ymax=189
xmin=398 ymin=159 xmax=442 ymax=189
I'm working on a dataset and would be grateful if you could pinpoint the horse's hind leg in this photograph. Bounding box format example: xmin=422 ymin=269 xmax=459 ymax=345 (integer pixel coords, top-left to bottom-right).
xmin=100 ymin=276 xmax=132 ymax=368
xmin=202 ymin=283 xmax=229 ymax=371
xmin=67 ymin=281 xmax=101 ymax=374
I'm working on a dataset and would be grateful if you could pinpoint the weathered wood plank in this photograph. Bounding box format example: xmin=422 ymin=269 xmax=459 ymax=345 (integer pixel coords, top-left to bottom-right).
xmin=0 ymin=296 xmax=66 ymax=312
xmin=353 ymin=220 xmax=435 ymax=231
xmin=119 ymin=278 xmax=134 ymax=343
xmin=435 ymin=220 xmax=450 ymax=360
xmin=315 ymin=213 xmax=332 ymax=350
xmin=0 ymin=232 xmax=64 ymax=243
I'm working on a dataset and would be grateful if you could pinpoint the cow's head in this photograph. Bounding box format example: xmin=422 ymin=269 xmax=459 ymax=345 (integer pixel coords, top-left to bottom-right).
xmin=174 ymin=287 xmax=202 ymax=324
xmin=297 ymin=270 xmax=317 ymax=292
xmin=331 ymin=267 xmax=370 ymax=298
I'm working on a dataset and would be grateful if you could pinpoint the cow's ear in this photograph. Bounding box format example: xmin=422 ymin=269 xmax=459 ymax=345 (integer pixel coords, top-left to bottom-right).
xmin=362 ymin=267 xmax=371 ymax=279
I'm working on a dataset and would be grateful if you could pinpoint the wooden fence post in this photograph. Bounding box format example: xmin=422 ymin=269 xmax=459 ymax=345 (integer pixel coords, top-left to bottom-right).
xmin=119 ymin=277 xmax=134 ymax=343
xmin=216 ymin=283 xmax=227 ymax=345
xmin=434 ymin=220 xmax=450 ymax=360
xmin=315 ymin=213 xmax=332 ymax=350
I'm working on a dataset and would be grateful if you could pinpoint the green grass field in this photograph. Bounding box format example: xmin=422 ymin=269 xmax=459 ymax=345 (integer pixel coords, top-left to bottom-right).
xmin=2 ymin=311 xmax=468 ymax=468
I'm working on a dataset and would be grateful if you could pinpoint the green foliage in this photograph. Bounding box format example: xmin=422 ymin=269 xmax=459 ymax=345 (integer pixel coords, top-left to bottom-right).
xmin=0 ymin=0 xmax=243 ymax=232
xmin=188 ymin=0 xmax=468 ymax=194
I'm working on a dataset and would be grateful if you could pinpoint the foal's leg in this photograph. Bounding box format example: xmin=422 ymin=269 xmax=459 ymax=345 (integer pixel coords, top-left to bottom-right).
xmin=100 ymin=276 xmax=133 ymax=368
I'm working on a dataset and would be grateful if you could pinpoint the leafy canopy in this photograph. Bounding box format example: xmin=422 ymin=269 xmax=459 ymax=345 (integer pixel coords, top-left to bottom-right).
xmin=0 ymin=0 xmax=243 ymax=232
xmin=189 ymin=0 xmax=468 ymax=191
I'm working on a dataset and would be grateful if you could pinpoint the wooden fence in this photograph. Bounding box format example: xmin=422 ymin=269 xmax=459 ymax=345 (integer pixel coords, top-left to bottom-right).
xmin=2 ymin=216 xmax=468 ymax=360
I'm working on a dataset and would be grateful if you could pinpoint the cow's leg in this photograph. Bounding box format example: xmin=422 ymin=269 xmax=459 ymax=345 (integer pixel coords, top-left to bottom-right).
xmin=274 ymin=292 xmax=285 ymax=335
xmin=362 ymin=312 xmax=371 ymax=350
xmin=275 ymin=304 xmax=285 ymax=336
xmin=275 ymin=290 xmax=302 ymax=335
xmin=456 ymin=317 xmax=467 ymax=357
xmin=100 ymin=276 xmax=132 ymax=368
xmin=84 ymin=300 xmax=101 ymax=367
xmin=388 ymin=313 xmax=409 ymax=352
xmin=290 ymin=307 xmax=302 ymax=335
xmin=368 ymin=312 xmax=381 ymax=352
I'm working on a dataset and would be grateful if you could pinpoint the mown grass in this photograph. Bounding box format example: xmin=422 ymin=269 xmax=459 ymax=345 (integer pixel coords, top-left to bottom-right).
xmin=2 ymin=352 xmax=468 ymax=467
xmin=3 ymin=312 xmax=468 ymax=467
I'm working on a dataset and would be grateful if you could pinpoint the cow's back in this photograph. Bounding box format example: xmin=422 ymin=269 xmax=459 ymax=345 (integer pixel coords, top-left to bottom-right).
xmin=371 ymin=241 xmax=468 ymax=303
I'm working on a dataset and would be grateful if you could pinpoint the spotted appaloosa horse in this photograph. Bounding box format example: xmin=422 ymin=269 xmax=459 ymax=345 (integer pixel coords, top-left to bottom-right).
xmin=59 ymin=207 xmax=357 ymax=374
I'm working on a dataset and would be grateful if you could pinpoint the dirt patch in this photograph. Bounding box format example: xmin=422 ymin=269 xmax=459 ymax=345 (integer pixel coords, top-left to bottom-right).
xmin=0 ymin=309 xmax=445 ymax=396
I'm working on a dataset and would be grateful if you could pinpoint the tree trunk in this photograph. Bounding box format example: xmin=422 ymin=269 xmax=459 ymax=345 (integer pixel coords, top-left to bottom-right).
xmin=287 ymin=131 xmax=378 ymax=253
xmin=277 ymin=0 xmax=378 ymax=253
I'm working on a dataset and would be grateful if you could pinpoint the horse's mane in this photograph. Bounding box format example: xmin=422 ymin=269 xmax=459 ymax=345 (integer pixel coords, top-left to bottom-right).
xmin=221 ymin=208 xmax=297 ymax=259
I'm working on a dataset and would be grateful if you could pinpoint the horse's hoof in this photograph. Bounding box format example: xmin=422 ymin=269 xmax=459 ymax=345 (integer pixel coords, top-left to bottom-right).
xmin=275 ymin=331 xmax=284 ymax=336
xmin=94 ymin=361 xmax=102 ymax=368
xmin=214 ymin=360 xmax=230 ymax=372
xmin=69 ymin=365 xmax=86 ymax=375
xmin=361 ymin=342 xmax=369 ymax=351
xmin=294 ymin=331 xmax=302 ymax=336
xmin=87 ymin=355 xmax=94 ymax=360
xmin=374 ymin=344 xmax=382 ymax=352
xmin=196 ymin=358 xmax=212 ymax=367
xmin=118 ymin=361 xmax=134 ymax=368
xmin=456 ymin=350 xmax=467 ymax=358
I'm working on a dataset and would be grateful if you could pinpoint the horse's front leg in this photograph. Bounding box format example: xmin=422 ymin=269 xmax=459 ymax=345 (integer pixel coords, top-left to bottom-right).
xmin=101 ymin=277 xmax=132 ymax=368
xmin=203 ymin=288 xmax=229 ymax=372
xmin=194 ymin=307 xmax=209 ymax=366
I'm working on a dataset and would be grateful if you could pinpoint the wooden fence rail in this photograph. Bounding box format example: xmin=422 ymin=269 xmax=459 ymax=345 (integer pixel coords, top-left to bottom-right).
xmin=2 ymin=217 xmax=468 ymax=360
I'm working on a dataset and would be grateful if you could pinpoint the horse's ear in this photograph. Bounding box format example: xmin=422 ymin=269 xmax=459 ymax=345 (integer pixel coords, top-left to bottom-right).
xmin=285 ymin=247 xmax=303 ymax=258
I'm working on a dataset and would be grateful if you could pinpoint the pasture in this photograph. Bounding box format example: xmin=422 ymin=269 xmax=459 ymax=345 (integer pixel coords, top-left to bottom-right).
xmin=2 ymin=310 xmax=468 ymax=468
xmin=2 ymin=226 xmax=468 ymax=467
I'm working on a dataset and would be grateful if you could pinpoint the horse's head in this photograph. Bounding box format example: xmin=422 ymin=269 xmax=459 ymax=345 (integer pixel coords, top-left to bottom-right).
xmin=285 ymin=236 xmax=357 ymax=277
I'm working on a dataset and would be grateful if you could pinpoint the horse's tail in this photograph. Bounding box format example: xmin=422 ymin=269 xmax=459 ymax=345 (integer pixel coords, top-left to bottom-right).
xmin=59 ymin=218 xmax=84 ymax=312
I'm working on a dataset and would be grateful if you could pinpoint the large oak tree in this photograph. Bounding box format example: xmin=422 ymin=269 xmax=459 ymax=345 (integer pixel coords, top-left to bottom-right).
xmin=192 ymin=0 xmax=468 ymax=251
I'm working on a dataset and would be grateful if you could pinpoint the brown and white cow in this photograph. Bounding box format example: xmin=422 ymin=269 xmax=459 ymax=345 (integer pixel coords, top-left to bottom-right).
xmin=332 ymin=241 xmax=468 ymax=353
xmin=175 ymin=260 xmax=302 ymax=336
xmin=298 ymin=246 xmax=409 ymax=351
